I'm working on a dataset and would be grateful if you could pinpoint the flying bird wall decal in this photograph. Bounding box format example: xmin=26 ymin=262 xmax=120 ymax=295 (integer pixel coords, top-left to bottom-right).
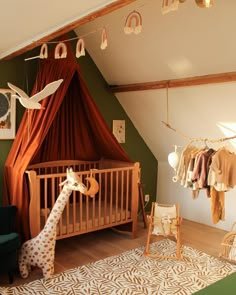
xmin=7 ymin=79 xmax=63 ymax=109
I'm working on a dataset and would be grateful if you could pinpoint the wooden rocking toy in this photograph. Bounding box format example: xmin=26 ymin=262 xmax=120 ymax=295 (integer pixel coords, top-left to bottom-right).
xmin=143 ymin=202 xmax=182 ymax=260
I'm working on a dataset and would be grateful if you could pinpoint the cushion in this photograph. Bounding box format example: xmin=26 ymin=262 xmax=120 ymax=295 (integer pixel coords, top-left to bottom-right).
xmin=152 ymin=204 xmax=177 ymax=237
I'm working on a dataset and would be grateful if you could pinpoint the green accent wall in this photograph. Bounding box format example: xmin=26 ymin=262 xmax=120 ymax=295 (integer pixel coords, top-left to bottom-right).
xmin=0 ymin=41 xmax=157 ymax=211
xmin=77 ymin=50 xmax=158 ymax=209
xmin=0 ymin=55 xmax=38 ymax=203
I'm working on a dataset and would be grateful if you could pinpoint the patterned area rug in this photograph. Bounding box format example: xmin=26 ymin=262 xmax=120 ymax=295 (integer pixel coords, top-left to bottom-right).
xmin=1 ymin=239 xmax=236 ymax=295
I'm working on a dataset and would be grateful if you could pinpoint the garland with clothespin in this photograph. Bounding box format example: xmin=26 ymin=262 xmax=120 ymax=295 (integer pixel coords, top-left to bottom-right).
xmin=162 ymin=82 xmax=236 ymax=144
xmin=23 ymin=0 xmax=148 ymax=62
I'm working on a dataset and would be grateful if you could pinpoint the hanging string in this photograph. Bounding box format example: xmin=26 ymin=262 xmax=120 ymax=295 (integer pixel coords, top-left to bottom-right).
xmin=44 ymin=26 xmax=106 ymax=45
xmin=162 ymin=120 xmax=236 ymax=143
xmin=162 ymin=86 xmax=236 ymax=144
xmin=166 ymin=81 xmax=170 ymax=126
xmin=23 ymin=60 xmax=30 ymax=141
xmin=41 ymin=1 xmax=150 ymax=45
xmin=24 ymin=1 xmax=153 ymax=62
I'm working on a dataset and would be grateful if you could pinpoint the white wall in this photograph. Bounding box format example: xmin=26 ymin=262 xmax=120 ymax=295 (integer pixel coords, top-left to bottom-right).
xmin=157 ymin=161 xmax=236 ymax=231
xmin=117 ymin=82 xmax=236 ymax=232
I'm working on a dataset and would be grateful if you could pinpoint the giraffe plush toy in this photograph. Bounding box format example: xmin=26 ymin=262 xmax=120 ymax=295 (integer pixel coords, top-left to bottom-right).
xmin=18 ymin=168 xmax=98 ymax=279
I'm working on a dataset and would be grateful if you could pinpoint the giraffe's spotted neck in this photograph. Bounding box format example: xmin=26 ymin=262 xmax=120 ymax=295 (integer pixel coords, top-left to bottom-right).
xmin=43 ymin=185 xmax=73 ymax=233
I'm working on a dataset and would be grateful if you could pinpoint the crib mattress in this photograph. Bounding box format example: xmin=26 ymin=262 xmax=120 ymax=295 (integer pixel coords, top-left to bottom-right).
xmin=40 ymin=200 xmax=131 ymax=236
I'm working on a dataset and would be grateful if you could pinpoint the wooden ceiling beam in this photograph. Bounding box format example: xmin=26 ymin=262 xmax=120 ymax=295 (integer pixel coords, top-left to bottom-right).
xmin=3 ymin=0 xmax=137 ymax=61
xmin=109 ymin=71 xmax=236 ymax=92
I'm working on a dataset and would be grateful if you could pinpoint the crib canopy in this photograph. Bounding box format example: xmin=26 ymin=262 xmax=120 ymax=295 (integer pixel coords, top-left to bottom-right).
xmin=4 ymin=42 xmax=130 ymax=240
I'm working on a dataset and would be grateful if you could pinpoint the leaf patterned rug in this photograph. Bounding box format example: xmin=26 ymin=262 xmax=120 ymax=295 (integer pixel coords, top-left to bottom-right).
xmin=1 ymin=239 xmax=236 ymax=295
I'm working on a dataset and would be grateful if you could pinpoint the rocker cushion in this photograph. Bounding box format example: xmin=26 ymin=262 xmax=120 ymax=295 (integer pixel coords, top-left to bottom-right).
xmin=152 ymin=204 xmax=177 ymax=237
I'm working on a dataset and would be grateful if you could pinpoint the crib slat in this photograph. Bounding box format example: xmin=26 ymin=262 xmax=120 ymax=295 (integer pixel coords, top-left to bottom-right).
xmin=109 ymin=171 xmax=113 ymax=224
xmin=79 ymin=194 xmax=83 ymax=232
xmin=125 ymin=171 xmax=129 ymax=220
xmin=66 ymin=199 xmax=70 ymax=234
xmin=103 ymin=172 xmax=107 ymax=225
xmin=51 ymin=177 xmax=55 ymax=206
xmin=97 ymin=172 xmax=102 ymax=226
xmin=121 ymin=170 xmax=124 ymax=221
xmin=115 ymin=171 xmax=118 ymax=222
xmin=43 ymin=178 xmax=48 ymax=225
xmin=58 ymin=183 xmax=63 ymax=236
xmin=86 ymin=195 xmax=89 ymax=230
xmin=92 ymin=193 xmax=95 ymax=228
xmin=72 ymin=191 xmax=76 ymax=233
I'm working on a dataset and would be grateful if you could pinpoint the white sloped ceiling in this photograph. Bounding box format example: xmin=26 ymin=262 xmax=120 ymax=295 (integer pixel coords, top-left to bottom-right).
xmin=75 ymin=0 xmax=236 ymax=162
xmin=0 ymin=0 xmax=117 ymax=59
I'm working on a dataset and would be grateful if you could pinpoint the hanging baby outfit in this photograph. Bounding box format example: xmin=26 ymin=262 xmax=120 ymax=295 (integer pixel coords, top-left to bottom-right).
xmin=175 ymin=144 xmax=236 ymax=224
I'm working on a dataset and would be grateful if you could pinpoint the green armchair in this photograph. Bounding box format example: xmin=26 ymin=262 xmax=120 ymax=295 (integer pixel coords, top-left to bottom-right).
xmin=0 ymin=205 xmax=21 ymax=283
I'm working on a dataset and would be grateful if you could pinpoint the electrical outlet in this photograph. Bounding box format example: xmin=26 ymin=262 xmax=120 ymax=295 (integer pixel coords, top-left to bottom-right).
xmin=145 ymin=194 xmax=150 ymax=202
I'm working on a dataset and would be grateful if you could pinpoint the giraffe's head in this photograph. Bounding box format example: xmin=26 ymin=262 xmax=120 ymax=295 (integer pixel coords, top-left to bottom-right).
xmin=59 ymin=167 xmax=87 ymax=193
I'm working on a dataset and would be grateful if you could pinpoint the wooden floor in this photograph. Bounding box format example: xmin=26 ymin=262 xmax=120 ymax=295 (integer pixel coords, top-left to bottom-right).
xmin=0 ymin=218 xmax=230 ymax=287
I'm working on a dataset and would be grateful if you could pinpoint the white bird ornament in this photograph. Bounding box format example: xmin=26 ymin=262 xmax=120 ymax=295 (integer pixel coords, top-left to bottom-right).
xmin=8 ymin=79 xmax=63 ymax=110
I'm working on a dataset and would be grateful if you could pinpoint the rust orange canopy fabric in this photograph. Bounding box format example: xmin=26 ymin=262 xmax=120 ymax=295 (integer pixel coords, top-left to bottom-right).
xmin=4 ymin=43 xmax=130 ymax=240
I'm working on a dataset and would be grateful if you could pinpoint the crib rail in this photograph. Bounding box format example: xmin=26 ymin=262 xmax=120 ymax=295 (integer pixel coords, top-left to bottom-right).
xmin=28 ymin=160 xmax=100 ymax=175
xmin=26 ymin=161 xmax=140 ymax=240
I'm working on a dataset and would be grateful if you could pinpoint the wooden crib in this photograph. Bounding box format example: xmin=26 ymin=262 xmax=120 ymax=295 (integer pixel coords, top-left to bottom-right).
xmin=26 ymin=159 xmax=140 ymax=240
